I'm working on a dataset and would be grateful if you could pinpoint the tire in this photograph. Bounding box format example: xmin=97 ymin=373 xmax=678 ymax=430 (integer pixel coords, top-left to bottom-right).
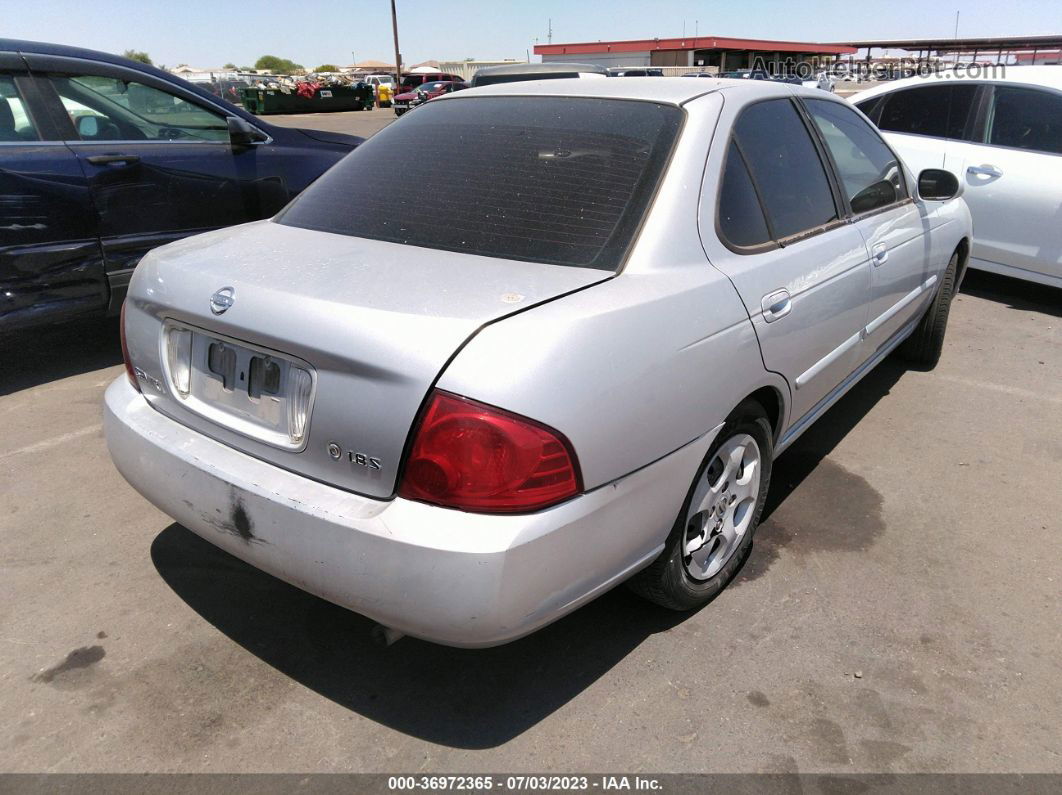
xmin=628 ymin=400 xmax=774 ymax=611
xmin=898 ymin=249 xmax=960 ymax=368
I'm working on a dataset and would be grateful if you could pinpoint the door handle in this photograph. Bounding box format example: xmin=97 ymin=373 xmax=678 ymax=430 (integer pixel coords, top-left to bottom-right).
xmin=85 ymin=154 xmax=141 ymax=166
xmin=761 ymin=289 xmax=792 ymax=323
xmin=967 ymin=164 xmax=1002 ymax=179
xmin=872 ymin=242 xmax=888 ymax=265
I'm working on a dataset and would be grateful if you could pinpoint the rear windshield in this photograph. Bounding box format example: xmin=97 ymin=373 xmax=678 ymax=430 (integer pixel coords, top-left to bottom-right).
xmin=278 ymin=96 xmax=683 ymax=270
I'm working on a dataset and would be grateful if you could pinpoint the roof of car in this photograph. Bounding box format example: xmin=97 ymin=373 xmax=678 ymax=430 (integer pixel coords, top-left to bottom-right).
xmin=2 ymin=37 xmax=152 ymax=68
xmin=849 ymin=65 xmax=1062 ymax=104
xmin=449 ymin=76 xmax=812 ymax=105
xmin=0 ymin=37 xmax=258 ymax=120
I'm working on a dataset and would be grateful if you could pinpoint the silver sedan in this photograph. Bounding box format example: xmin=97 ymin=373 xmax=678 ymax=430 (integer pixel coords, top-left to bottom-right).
xmin=106 ymin=78 xmax=972 ymax=647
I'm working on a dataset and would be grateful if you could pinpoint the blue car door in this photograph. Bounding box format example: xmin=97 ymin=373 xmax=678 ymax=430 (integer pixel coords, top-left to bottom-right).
xmin=25 ymin=53 xmax=269 ymax=282
xmin=0 ymin=57 xmax=105 ymax=329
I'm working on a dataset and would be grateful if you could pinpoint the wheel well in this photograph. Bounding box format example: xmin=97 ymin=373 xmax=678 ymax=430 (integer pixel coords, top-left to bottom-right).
xmin=955 ymin=237 xmax=971 ymax=285
xmin=744 ymin=386 xmax=784 ymax=443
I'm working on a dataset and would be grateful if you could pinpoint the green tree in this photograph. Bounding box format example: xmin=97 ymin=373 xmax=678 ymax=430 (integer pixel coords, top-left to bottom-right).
xmin=122 ymin=49 xmax=153 ymax=65
xmin=254 ymin=55 xmax=304 ymax=74
xmin=314 ymin=63 xmax=340 ymax=73
xmin=223 ymin=62 xmax=237 ymax=70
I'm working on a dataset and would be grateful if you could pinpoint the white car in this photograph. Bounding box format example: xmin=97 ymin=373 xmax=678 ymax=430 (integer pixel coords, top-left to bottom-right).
xmin=803 ymin=72 xmax=836 ymax=92
xmin=850 ymin=67 xmax=1062 ymax=288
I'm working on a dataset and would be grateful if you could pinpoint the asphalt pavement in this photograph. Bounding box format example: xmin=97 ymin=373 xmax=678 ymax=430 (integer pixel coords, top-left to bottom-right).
xmin=267 ymin=106 xmax=396 ymax=138
xmin=2 ymin=267 xmax=1059 ymax=773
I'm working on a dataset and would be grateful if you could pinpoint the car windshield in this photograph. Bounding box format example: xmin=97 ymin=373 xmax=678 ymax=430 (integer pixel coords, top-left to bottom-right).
xmin=279 ymin=96 xmax=683 ymax=270
xmin=420 ymin=82 xmax=448 ymax=92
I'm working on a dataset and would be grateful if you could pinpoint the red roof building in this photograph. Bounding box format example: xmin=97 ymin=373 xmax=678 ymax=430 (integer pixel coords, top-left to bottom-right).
xmin=533 ymin=35 xmax=857 ymax=72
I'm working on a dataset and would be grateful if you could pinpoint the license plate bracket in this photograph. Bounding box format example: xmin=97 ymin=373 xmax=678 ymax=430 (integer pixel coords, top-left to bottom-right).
xmin=161 ymin=321 xmax=316 ymax=450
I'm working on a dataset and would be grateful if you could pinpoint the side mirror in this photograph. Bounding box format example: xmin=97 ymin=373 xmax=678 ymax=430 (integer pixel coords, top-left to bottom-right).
xmin=77 ymin=115 xmax=99 ymax=138
xmin=227 ymin=115 xmax=263 ymax=147
xmin=917 ymin=168 xmax=962 ymax=201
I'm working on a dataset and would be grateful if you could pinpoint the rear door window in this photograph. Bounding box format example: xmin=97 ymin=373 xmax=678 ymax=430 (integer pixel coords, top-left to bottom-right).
xmin=805 ymin=98 xmax=906 ymax=214
xmin=986 ymin=86 xmax=1062 ymax=155
xmin=731 ymin=98 xmax=837 ymax=240
xmin=279 ymin=97 xmax=683 ymax=270
xmin=874 ymin=84 xmax=978 ymax=140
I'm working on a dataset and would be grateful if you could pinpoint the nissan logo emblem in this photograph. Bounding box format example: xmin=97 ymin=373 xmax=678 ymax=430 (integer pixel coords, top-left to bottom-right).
xmin=210 ymin=286 xmax=235 ymax=315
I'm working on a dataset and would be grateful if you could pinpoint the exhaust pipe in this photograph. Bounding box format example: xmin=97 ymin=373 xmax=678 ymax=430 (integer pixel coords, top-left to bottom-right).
xmin=371 ymin=623 xmax=405 ymax=647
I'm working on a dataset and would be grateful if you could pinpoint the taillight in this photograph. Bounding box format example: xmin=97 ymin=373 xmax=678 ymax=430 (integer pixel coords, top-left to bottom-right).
xmin=120 ymin=301 xmax=140 ymax=392
xmin=398 ymin=390 xmax=581 ymax=513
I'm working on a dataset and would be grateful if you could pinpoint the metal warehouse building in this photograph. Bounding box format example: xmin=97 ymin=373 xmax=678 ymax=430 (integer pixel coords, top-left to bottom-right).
xmin=533 ymin=35 xmax=857 ymax=72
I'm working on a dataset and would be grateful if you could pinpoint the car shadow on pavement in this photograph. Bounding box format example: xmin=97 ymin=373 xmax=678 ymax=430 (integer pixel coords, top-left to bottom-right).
xmin=761 ymin=358 xmax=906 ymax=524
xmin=960 ymin=270 xmax=1062 ymax=317
xmin=0 ymin=317 xmax=123 ymax=396
xmin=150 ymin=356 xmax=912 ymax=748
xmin=151 ymin=524 xmax=687 ymax=749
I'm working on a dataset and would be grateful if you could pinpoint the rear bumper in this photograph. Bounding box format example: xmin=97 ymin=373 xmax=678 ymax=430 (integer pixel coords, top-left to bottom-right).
xmin=105 ymin=377 xmax=717 ymax=647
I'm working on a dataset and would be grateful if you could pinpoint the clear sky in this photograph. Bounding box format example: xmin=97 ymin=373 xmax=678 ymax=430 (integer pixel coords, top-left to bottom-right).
xmin=5 ymin=0 xmax=1060 ymax=69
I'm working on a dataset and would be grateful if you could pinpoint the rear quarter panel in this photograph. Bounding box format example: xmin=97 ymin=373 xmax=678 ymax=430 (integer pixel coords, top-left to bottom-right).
xmin=436 ymin=266 xmax=779 ymax=492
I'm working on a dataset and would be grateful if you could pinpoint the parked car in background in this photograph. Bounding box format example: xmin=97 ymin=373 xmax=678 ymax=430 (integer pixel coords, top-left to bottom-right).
xmin=392 ymin=80 xmax=467 ymax=116
xmin=720 ymin=69 xmax=762 ymax=80
xmin=0 ymin=39 xmax=362 ymax=332
xmin=719 ymin=69 xmax=826 ymax=89
xmin=802 ymin=71 xmax=836 ymax=92
xmin=107 ymin=78 xmax=970 ymax=648
xmin=851 ymin=66 xmax=1062 ymax=288
xmin=397 ymin=72 xmax=463 ymax=93
xmin=608 ymin=67 xmax=664 ymax=77
xmin=681 ymin=72 xmax=718 ymax=78
xmin=470 ymin=62 xmax=608 ymax=87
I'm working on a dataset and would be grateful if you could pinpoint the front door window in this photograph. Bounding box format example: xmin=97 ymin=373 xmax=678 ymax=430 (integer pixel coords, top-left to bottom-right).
xmin=50 ymin=74 xmax=228 ymax=142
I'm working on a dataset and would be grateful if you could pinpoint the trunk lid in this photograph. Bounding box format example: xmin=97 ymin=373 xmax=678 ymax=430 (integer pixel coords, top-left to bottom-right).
xmin=125 ymin=220 xmax=609 ymax=499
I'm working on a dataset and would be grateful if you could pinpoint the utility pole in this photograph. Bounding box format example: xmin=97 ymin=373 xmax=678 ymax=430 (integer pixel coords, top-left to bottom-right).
xmin=548 ymin=18 xmax=552 ymax=45
xmin=391 ymin=0 xmax=402 ymax=86
xmin=953 ymin=11 xmax=960 ymax=64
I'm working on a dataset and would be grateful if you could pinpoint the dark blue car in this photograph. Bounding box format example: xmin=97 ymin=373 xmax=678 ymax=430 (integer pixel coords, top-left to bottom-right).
xmin=1 ymin=39 xmax=362 ymax=331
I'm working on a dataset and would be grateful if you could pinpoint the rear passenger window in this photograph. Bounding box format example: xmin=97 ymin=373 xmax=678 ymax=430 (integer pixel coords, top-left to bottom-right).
xmin=805 ymin=98 xmax=906 ymax=214
xmin=718 ymin=140 xmax=771 ymax=247
xmin=732 ymin=99 xmax=837 ymax=240
xmin=987 ymin=86 xmax=1062 ymax=155
xmin=876 ymin=84 xmax=978 ymax=140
